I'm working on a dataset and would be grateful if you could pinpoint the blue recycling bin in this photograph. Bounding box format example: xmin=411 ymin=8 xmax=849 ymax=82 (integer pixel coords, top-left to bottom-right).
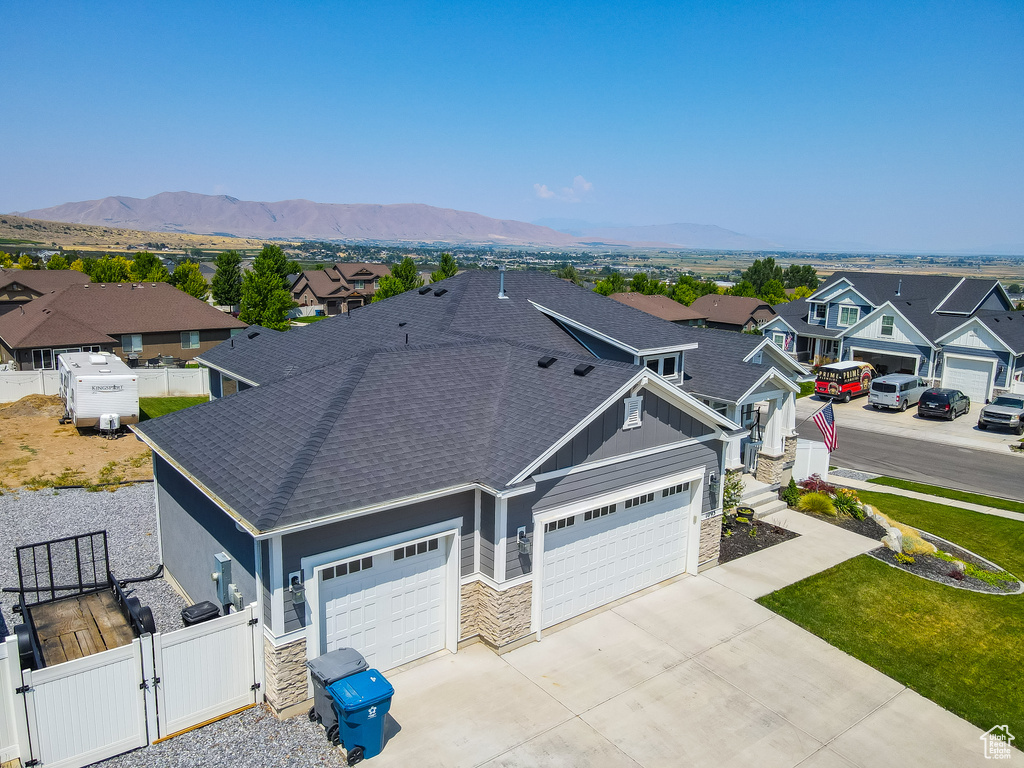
xmin=327 ymin=669 xmax=395 ymax=762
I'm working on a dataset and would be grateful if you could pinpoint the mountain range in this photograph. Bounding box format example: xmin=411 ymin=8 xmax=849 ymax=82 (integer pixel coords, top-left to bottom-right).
xmin=13 ymin=192 xmax=773 ymax=251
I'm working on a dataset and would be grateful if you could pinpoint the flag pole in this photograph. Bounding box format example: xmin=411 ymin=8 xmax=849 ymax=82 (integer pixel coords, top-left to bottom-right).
xmin=795 ymin=399 xmax=830 ymax=430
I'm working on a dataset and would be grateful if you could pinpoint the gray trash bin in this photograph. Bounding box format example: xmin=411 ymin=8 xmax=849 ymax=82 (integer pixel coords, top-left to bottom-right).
xmin=307 ymin=648 xmax=368 ymax=740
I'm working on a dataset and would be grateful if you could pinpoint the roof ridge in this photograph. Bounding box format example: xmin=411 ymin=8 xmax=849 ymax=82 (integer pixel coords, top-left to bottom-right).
xmin=254 ymin=352 xmax=374 ymax=530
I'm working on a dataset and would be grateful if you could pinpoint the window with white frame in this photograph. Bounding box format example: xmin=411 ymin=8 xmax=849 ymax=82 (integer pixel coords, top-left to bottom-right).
xmin=624 ymin=492 xmax=655 ymax=509
xmin=180 ymin=330 xmax=200 ymax=349
xmin=31 ymin=349 xmax=54 ymax=369
xmin=623 ymin=395 xmax=643 ymax=430
xmin=771 ymin=330 xmax=786 ymax=348
xmin=813 ymin=303 xmax=827 ymax=320
xmin=741 ymin=403 xmax=755 ymax=425
xmin=583 ymin=504 xmax=615 ymax=521
xmin=393 ymin=538 xmax=439 ymax=560
xmin=701 ymin=398 xmax=729 ymax=416
xmin=320 ymin=556 xmax=373 ymax=580
xmin=121 ymin=334 xmax=143 ymax=353
xmin=839 ymin=306 xmax=859 ymax=326
xmin=544 ymin=516 xmax=575 ymax=533
xmin=880 ymin=315 xmax=894 ymax=337
xmin=355 ymin=280 xmax=365 ymax=289
xmin=662 ymin=482 xmax=689 ymax=498
xmin=643 ymin=354 xmax=679 ymax=379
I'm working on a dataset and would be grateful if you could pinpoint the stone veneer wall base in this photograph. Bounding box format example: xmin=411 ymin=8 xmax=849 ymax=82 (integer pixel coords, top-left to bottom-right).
xmin=264 ymin=636 xmax=309 ymax=715
xmin=698 ymin=514 xmax=723 ymax=569
xmin=755 ymin=452 xmax=785 ymax=485
xmin=459 ymin=580 xmax=533 ymax=650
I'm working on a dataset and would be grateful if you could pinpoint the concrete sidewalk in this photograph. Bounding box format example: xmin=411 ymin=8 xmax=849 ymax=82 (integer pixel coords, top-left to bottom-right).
xmin=834 ymin=476 xmax=1024 ymax=523
xmin=369 ymin=513 xmax=1000 ymax=768
xmin=796 ymin=396 xmax=1020 ymax=456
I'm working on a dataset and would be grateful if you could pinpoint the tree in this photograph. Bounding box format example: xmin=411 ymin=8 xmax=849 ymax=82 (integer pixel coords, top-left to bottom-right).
xmin=1007 ymin=283 xmax=1023 ymax=294
xmin=130 ymin=251 xmax=169 ymax=282
xmin=17 ymin=254 xmax=35 ymax=270
xmin=741 ymin=257 xmax=784 ymax=293
xmin=211 ymin=250 xmax=243 ymax=306
xmin=372 ymin=275 xmax=409 ymax=302
xmin=239 ymin=247 xmax=297 ymax=329
xmin=555 ymin=263 xmax=582 ymax=286
xmin=373 ymin=257 xmax=421 ymax=302
xmin=90 ymin=255 xmax=132 ymax=282
xmin=783 ymin=264 xmax=819 ymax=289
xmin=672 ymin=275 xmax=719 ymax=305
xmin=728 ymin=280 xmax=757 ymax=298
xmin=790 ymin=285 xmax=815 ymax=300
xmin=629 ymin=272 xmax=667 ymax=295
xmin=0 ymin=253 xmax=12 ymax=268
xmin=431 ymin=253 xmax=459 ymax=283
xmin=593 ymin=271 xmax=626 ymax=296
xmin=759 ymin=279 xmax=788 ymax=305
xmin=47 ymin=253 xmax=69 ymax=270
xmin=170 ymin=262 xmax=210 ymax=301
xmin=69 ymin=258 xmax=86 ymax=272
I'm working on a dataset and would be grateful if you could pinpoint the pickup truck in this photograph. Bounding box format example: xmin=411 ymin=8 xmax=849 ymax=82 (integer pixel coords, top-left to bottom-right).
xmin=977 ymin=395 xmax=1024 ymax=435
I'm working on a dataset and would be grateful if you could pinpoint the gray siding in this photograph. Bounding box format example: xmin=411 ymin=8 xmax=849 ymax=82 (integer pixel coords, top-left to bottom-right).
xmin=280 ymin=491 xmax=475 ymax=632
xmin=555 ymin=321 xmax=635 ymax=363
xmin=827 ymin=302 xmax=871 ymax=330
xmin=940 ymin=346 xmax=1012 ymax=387
xmin=980 ymin=290 xmax=1011 ymax=311
xmin=154 ymin=454 xmax=256 ymax=612
xmin=845 ymin=338 xmax=934 ymax=376
xmin=538 ymin=391 xmax=710 ymax=474
xmin=480 ymin=493 xmax=495 ymax=578
xmin=504 ymin=441 xmax=721 ymax=578
xmin=261 ymin=539 xmax=272 ymax=629
xmin=209 ymin=368 xmax=222 ymax=398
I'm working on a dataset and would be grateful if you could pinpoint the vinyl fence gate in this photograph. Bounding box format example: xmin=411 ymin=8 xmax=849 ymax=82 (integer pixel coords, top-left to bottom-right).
xmin=4 ymin=604 xmax=262 ymax=768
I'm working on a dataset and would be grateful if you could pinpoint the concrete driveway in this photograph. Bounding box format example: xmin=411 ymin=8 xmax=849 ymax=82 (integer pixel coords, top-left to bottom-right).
xmin=797 ymin=395 xmax=1020 ymax=455
xmin=370 ymin=515 xmax=998 ymax=768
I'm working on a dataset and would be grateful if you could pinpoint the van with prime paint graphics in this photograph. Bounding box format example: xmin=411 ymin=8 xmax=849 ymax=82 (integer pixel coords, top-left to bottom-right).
xmin=868 ymin=374 xmax=930 ymax=412
xmin=814 ymin=361 xmax=876 ymax=403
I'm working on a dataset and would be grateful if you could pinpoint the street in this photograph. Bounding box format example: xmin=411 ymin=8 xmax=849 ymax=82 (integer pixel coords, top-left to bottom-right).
xmin=795 ymin=421 xmax=1023 ymax=502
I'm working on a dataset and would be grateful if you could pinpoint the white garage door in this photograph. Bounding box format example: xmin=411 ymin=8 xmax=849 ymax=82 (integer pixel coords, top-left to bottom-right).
xmin=320 ymin=536 xmax=447 ymax=671
xmin=942 ymin=356 xmax=993 ymax=402
xmin=541 ymin=483 xmax=692 ymax=629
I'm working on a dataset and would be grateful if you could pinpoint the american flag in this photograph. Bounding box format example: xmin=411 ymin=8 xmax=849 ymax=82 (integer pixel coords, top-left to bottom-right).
xmin=813 ymin=402 xmax=838 ymax=452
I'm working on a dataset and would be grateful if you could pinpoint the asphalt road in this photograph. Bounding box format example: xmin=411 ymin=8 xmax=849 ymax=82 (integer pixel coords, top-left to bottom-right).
xmin=795 ymin=422 xmax=1023 ymax=502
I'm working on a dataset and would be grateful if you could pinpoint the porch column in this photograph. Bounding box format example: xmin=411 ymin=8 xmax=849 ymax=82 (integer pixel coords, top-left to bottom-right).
xmin=763 ymin=398 xmax=784 ymax=455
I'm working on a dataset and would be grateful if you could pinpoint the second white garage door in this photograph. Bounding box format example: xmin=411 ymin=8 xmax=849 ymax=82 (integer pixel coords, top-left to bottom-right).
xmin=942 ymin=356 xmax=994 ymax=402
xmin=540 ymin=483 xmax=692 ymax=629
xmin=320 ymin=536 xmax=448 ymax=672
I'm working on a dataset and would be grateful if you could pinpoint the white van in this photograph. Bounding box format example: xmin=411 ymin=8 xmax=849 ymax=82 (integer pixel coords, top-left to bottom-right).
xmin=868 ymin=374 xmax=929 ymax=412
xmin=58 ymin=352 xmax=140 ymax=430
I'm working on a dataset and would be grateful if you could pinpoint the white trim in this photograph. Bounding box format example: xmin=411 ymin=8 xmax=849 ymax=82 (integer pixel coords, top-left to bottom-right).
xmin=531 ymin=434 xmax=719 ymax=483
xmin=934 ymin=317 xmax=1016 ymax=355
xmin=848 ymin=345 xmax=922 ymax=375
xmin=459 ymin=572 xmax=533 ymax=592
xmin=495 ymin=497 xmax=508 ymax=582
xmin=473 ymin=489 xmax=481 ymax=575
xmin=806 ymin=277 xmax=869 ymax=306
xmin=733 ymin=368 xmax=800 ymax=404
xmin=839 ymin=301 xmax=936 ymax=349
xmin=268 ymin=535 xmax=284 ymax=636
xmin=301 ymin=518 xmax=463 ymax=664
xmin=495 ymin=482 xmax=538 ymax=498
xmin=193 ymin=358 xmax=260 ymax=388
xmin=940 ymin=352 xmax=998 ymax=402
xmin=529 ymin=466 xmax=706 ymax=638
xmin=933 ymin=277 xmax=966 ymax=314
xmin=837 ymin=305 xmax=861 ymax=327
xmin=264 ymin=625 xmax=305 ymax=647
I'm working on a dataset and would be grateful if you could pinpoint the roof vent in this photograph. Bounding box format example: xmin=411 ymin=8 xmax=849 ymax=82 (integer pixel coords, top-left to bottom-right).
xmin=248 ymin=331 xmax=260 ymax=339
xmin=433 ymin=288 xmax=448 ymax=297
xmin=537 ymin=356 xmax=557 ymax=368
xmin=418 ymin=285 xmax=432 ymax=295
xmin=89 ymin=354 xmax=106 ymax=364
xmin=499 ymin=264 xmax=508 ymax=299
xmin=398 ymin=321 xmax=407 ymax=327
xmin=573 ymin=363 xmax=594 ymax=377
xmin=896 ymin=279 xmax=902 ymax=297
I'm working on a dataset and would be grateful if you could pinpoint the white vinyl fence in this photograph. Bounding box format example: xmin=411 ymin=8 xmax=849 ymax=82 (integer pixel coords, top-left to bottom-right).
xmin=0 ymin=604 xmax=262 ymax=768
xmin=0 ymin=368 xmax=209 ymax=404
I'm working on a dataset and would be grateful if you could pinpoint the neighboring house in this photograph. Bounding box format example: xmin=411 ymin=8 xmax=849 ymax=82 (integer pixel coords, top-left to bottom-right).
xmin=690 ymin=294 xmax=776 ymax=332
xmin=131 ymin=270 xmax=806 ymax=716
xmin=0 ymin=282 xmax=246 ymax=371
xmin=290 ymin=263 xmax=390 ymax=315
xmin=609 ymin=292 xmax=707 ymax=326
xmin=0 ymin=268 xmax=91 ymax=316
xmin=763 ymin=271 xmax=1024 ymax=402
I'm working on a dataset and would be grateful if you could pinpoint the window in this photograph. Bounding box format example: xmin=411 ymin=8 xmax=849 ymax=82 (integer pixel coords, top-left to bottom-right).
xmin=623 ymin=395 xmax=643 ymax=430
xmin=643 ymin=355 xmax=680 ymax=379
xmin=741 ymin=403 xmax=755 ymax=425
xmin=701 ymin=399 xmax=729 ymax=416
xmin=813 ymin=303 xmax=827 ymax=320
xmin=583 ymin=504 xmax=615 ymax=521
xmin=355 ymin=280 xmax=365 ymax=289
xmin=662 ymin=356 xmax=676 ymax=377
xmin=31 ymin=349 xmax=54 ymax=369
xmin=393 ymin=538 xmax=439 ymax=560
xmin=624 ymin=492 xmax=655 ymax=509
xmin=662 ymin=482 xmax=689 ymax=498
xmin=771 ymin=331 xmax=785 ymax=348
xmin=880 ymin=315 xmax=894 ymax=337
xmin=121 ymin=334 xmax=143 ymax=353
xmin=321 ymin=556 xmax=373 ymax=580
xmin=838 ymin=306 xmax=859 ymax=326
xmin=545 ymin=516 xmax=576 ymax=533
xmin=181 ymin=331 xmax=200 ymax=349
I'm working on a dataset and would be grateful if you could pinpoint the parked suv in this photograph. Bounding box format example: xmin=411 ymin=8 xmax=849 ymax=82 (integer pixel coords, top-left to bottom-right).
xmin=977 ymin=395 xmax=1024 ymax=435
xmin=868 ymin=374 xmax=929 ymax=412
xmin=917 ymin=388 xmax=971 ymax=421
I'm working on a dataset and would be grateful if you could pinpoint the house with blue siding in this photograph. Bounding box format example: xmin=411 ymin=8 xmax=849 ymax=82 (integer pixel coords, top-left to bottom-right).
xmin=764 ymin=272 xmax=1024 ymax=402
xmin=131 ymin=270 xmax=806 ymax=716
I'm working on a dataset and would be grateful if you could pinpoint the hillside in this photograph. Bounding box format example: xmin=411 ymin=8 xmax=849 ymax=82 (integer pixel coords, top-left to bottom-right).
xmin=575 ymin=223 xmax=778 ymax=251
xmin=15 ymin=192 xmax=580 ymax=247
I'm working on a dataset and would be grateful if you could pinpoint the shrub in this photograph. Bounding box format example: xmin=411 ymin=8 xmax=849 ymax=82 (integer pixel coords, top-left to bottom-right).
xmin=891 ymin=522 xmax=937 ymax=555
xmin=798 ymin=474 xmax=836 ymax=495
xmin=798 ymin=492 xmax=836 ymax=516
xmin=894 ymin=552 xmax=915 ymax=565
xmin=781 ymin=477 xmax=800 ymax=507
xmin=831 ymin=488 xmax=862 ymax=518
xmin=723 ymin=471 xmax=744 ymax=511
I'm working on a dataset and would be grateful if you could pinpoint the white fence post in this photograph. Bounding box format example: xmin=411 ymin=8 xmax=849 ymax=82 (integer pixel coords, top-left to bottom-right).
xmin=140 ymin=633 xmax=160 ymax=743
xmin=249 ymin=603 xmax=264 ymax=699
xmin=0 ymin=637 xmax=26 ymax=764
xmin=2 ymin=369 xmax=209 ymax=402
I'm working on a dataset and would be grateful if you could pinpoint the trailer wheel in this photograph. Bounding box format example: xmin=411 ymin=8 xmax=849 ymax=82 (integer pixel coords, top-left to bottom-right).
xmin=15 ymin=624 xmax=37 ymax=670
xmin=136 ymin=605 xmax=157 ymax=635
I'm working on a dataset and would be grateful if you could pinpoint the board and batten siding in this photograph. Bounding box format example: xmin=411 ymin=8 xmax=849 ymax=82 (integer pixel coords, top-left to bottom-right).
xmin=846 ymin=337 xmax=934 ymax=376
xmin=279 ymin=491 xmax=475 ymax=633
xmin=503 ymin=440 xmax=722 ymax=579
xmin=939 ymin=346 xmax=1011 ymax=387
xmin=154 ymin=454 xmax=257 ymax=610
xmin=537 ymin=390 xmax=711 ymax=475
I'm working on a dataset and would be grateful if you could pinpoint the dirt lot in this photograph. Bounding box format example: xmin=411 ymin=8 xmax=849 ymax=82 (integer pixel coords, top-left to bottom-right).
xmin=0 ymin=395 xmax=152 ymax=490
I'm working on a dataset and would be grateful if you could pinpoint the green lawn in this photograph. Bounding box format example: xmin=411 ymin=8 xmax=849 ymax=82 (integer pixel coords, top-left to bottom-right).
xmin=758 ymin=491 xmax=1024 ymax=738
xmin=797 ymin=381 xmax=815 ymax=398
xmin=867 ymin=476 xmax=1024 ymax=514
xmin=292 ymin=315 xmax=327 ymax=324
xmin=139 ymin=396 xmax=209 ymax=420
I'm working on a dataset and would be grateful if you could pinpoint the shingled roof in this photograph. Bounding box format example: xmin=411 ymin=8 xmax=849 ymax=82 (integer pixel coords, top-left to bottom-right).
xmin=0 ymin=268 xmax=91 ymax=294
xmin=690 ymin=294 xmax=776 ymax=327
xmin=609 ymin=293 xmax=707 ymax=323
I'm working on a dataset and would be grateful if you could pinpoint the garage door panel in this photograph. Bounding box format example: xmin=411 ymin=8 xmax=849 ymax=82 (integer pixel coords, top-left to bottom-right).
xmin=943 ymin=357 xmax=992 ymax=402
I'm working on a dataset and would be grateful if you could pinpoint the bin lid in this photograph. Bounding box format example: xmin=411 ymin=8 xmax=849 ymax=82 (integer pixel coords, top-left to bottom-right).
xmin=181 ymin=601 xmax=220 ymax=622
xmin=307 ymin=647 xmax=368 ymax=685
xmin=327 ymin=669 xmax=394 ymax=710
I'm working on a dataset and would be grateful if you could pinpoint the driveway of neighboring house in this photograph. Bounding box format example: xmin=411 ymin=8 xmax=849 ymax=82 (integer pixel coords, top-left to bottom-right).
xmin=797 ymin=395 xmax=1020 ymax=455
xmin=369 ymin=513 xmax=995 ymax=768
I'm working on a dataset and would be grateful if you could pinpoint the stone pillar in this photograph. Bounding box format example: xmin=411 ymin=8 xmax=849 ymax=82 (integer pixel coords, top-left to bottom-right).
xmin=263 ymin=636 xmax=308 ymax=714
xmin=459 ymin=580 xmax=533 ymax=649
xmin=698 ymin=515 xmax=723 ymax=570
xmin=755 ymin=452 xmax=785 ymax=485
xmin=783 ymin=434 xmax=798 ymax=465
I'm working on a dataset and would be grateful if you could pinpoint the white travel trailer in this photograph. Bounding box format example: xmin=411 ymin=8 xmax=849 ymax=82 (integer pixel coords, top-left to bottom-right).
xmin=58 ymin=352 xmax=140 ymax=432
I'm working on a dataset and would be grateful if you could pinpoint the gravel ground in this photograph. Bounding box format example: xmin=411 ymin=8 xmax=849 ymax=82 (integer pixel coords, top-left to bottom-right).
xmin=101 ymin=705 xmax=348 ymax=768
xmin=869 ymin=533 xmax=1022 ymax=594
xmin=830 ymin=468 xmax=879 ymax=481
xmin=0 ymin=483 xmax=186 ymax=636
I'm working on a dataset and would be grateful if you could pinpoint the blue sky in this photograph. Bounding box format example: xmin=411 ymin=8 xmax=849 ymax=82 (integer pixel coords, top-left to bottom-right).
xmin=2 ymin=1 xmax=1022 ymax=252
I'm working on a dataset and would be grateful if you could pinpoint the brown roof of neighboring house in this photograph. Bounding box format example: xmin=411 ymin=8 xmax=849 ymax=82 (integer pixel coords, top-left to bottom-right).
xmin=690 ymin=294 xmax=776 ymax=326
xmin=609 ymin=292 xmax=707 ymax=323
xmin=0 ymin=282 xmax=245 ymax=349
xmin=0 ymin=268 xmax=91 ymax=294
xmin=292 ymin=263 xmax=390 ymax=300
